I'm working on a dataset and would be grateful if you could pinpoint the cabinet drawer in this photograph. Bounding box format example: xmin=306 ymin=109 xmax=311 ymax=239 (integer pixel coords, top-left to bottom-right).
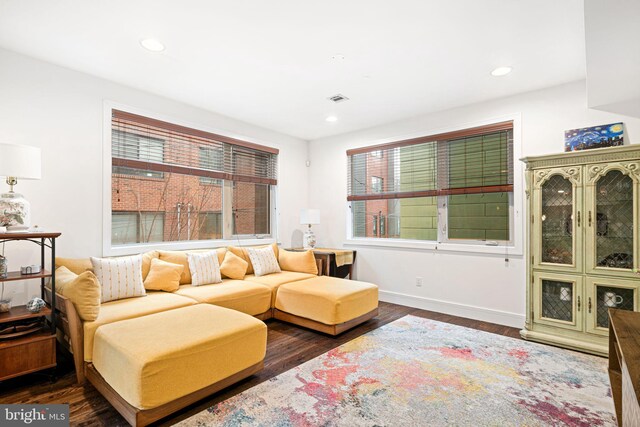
xmin=0 ymin=334 xmax=56 ymax=380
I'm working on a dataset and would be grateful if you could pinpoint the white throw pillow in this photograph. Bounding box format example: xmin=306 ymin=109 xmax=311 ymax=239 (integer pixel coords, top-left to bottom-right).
xmin=90 ymin=255 xmax=146 ymax=303
xmin=247 ymin=246 xmax=281 ymax=277
xmin=187 ymin=250 xmax=222 ymax=286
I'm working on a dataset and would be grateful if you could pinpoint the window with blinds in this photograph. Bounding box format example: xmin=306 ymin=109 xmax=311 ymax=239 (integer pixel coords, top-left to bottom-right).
xmin=347 ymin=122 xmax=513 ymax=243
xmin=110 ymin=109 xmax=278 ymax=247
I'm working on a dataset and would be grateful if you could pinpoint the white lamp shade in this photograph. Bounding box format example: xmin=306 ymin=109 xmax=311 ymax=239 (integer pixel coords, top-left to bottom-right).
xmin=300 ymin=208 xmax=320 ymax=225
xmin=0 ymin=143 xmax=41 ymax=179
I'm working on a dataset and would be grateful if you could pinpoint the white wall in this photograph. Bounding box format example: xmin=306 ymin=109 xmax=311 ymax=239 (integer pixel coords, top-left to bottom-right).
xmin=585 ymin=0 xmax=640 ymax=118
xmin=0 ymin=48 xmax=309 ymax=305
xmin=309 ymin=81 xmax=640 ymax=327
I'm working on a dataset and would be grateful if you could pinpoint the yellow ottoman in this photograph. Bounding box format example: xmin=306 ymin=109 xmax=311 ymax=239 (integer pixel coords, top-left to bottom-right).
xmin=89 ymin=304 xmax=267 ymax=426
xmin=274 ymin=276 xmax=379 ymax=335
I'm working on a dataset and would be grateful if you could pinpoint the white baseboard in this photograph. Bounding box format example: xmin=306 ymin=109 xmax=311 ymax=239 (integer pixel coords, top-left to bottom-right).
xmin=379 ymin=290 xmax=525 ymax=328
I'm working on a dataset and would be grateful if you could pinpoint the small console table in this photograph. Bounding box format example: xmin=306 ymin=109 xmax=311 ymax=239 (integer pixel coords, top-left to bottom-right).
xmin=0 ymin=231 xmax=61 ymax=380
xmin=608 ymin=309 xmax=640 ymax=426
xmin=286 ymin=248 xmax=356 ymax=279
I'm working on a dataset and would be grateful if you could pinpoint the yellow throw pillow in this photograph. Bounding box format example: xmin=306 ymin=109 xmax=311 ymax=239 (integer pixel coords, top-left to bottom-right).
xmin=143 ymin=258 xmax=183 ymax=292
xmin=279 ymin=249 xmax=318 ymax=275
xmin=54 ymin=266 xmax=101 ymax=321
xmin=220 ymin=250 xmax=249 ymax=280
xmin=227 ymin=243 xmax=279 ymax=275
xmin=55 ymin=257 xmax=92 ymax=275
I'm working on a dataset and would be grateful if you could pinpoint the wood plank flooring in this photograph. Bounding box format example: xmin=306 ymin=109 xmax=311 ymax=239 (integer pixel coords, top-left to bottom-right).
xmin=0 ymin=302 xmax=521 ymax=426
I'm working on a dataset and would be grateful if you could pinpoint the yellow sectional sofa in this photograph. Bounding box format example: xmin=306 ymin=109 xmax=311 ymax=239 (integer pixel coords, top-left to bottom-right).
xmin=51 ymin=245 xmax=379 ymax=426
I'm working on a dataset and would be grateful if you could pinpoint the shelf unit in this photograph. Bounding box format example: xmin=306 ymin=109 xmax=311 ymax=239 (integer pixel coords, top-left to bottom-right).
xmin=521 ymin=145 xmax=640 ymax=356
xmin=0 ymin=231 xmax=61 ymax=381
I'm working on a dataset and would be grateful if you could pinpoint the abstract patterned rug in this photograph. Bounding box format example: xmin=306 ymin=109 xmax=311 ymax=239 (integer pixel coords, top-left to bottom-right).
xmin=178 ymin=315 xmax=616 ymax=426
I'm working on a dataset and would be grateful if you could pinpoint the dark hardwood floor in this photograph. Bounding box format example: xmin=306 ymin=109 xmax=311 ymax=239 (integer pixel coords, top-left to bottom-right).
xmin=0 ymin=302 xmax=521 ymax=426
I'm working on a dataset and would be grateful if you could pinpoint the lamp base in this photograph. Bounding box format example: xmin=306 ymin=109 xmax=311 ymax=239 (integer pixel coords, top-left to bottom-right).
xmin=0 ymin=191 xmax=31 ymax=229
xmin=303 ymin=229 xmax=317 ymax=249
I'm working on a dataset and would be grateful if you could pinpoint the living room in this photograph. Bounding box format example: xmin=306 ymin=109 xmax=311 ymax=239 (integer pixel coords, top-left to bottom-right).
xmin=1 ymin=1 xmax=639 ymax=426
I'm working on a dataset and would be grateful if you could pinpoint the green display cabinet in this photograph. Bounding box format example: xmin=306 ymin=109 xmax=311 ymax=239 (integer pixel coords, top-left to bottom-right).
xmin=522 ymin=145 xmax=640 ymax=356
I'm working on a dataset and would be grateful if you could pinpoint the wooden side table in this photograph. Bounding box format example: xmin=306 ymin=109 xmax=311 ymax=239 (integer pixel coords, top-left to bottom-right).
xmin=0 ymin=231 xmax=61 ymax=381
xmin=285 ymin=248 xmax=356 ymax=279
xmin=608 ymin=309 xmax=640 ymax=426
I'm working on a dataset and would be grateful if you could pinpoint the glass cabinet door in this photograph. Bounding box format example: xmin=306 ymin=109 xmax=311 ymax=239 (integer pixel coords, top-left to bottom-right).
xmin=585 ymin=166 xmax=638 ymax=276
xmin=533 ymin=272 xmax=583 ymax=331
xmin=585 ymin=277 xmax=638 ymax=335
xmin=534 ymin=169 xmax=582 ymax=272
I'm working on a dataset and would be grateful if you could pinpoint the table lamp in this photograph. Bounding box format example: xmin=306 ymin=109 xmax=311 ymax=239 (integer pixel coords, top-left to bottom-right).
xmin=0 ymin=143 xmax=42 ymax=231
xmin=300 ymin=208 xmax=320 ymax=249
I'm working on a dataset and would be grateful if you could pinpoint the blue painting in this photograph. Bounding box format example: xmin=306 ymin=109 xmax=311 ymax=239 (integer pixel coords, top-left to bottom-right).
xmin=564 ymin=123 xmax=624 ymax=152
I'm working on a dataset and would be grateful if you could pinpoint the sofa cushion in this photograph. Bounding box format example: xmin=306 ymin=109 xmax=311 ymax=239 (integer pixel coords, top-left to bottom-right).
xmin=275 ymin=276 xmax=378 ymax=325
xmin=246 ymin=246 xmax=281 ymax=277
xmin=188 ymin=250 xmax=222 ymax=286
xmin=227 ymin=243 xmax=279 ymax=275
xmin=244 ymin=272 xmax=316 ymax=306
xmin=90 ymin=255 xmax=146 ymax=303
xmin=143 ymin=258 xmax=183 ymax=292
xmin=55 ymin=257 xmax=92 ymax=275
xmin=175 ymin=280 xmax=271 ymax=316
xmin=54 ymin=266 xmax=101 ymax=321
xmin=158 ymin=248 xmax=225 ymax=285
xmin=83 ymin=292 xmax=197 ymax=362
xmin=92 ymin=304 xmax=267 ymax=409
xmin=278 ymin=249 xmax=318 ymax=275
xmin=220 ymin=250 xmax=249 ymax=280
xmin=56 ymin=251 xmax=159 ymax=280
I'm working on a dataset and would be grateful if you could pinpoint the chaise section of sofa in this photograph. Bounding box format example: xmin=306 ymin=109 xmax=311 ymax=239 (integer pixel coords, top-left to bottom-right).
xmin=90 ymin=304 xmax=267 ymax=426
xmin=83 ymin=292 xmax=197 ymax=362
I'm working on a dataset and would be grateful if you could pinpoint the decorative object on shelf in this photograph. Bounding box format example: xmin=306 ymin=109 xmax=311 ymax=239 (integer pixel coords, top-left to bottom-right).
xmin=564 ymin=122 xmax=624 ymax=152
xmin=0 ymin=143 xmax=42 ymax=230
xmin=0 ymin=282 xmax=10 ymax=313
xmin=20 ymin=264 xmax=42 ymax=275
xmin=300 ymin=208 xmax=320 ymax=249
xmin=604 ymin=291 xmax=624 ymax=308
xmin=26 ymin=296 xmax=45 ymax=313
xmin=0 ymin=254 xmax=6 ymax=278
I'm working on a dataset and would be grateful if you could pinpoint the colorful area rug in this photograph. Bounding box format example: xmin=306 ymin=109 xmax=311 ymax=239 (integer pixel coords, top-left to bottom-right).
xmin=179 ymin=315 xmax=616 ymax=426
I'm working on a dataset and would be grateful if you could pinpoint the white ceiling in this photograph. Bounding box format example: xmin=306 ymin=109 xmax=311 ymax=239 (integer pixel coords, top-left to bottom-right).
xmin=0 ymin=0 xmax=586 ymax=140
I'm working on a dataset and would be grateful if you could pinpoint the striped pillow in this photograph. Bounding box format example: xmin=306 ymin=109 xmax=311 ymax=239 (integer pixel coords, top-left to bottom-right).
xmin=187 ymin=251 xmax=222 ymax=286
xmin=247 ymin=246 xmax=281 ymax=277
xmin=90 ymin=255 xmax=146 ymax=303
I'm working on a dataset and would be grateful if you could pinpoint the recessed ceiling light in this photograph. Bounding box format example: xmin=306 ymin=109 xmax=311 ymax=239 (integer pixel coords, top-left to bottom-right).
xmin=491 ymin=66 xmax=512 ymax=77
xmin=331 ymin=54 xmax=345 ymax=60
xmin=140 ymin=38 xmax=165 ymax=52
xmin=326 ymin=116 xmax=338 ymax=122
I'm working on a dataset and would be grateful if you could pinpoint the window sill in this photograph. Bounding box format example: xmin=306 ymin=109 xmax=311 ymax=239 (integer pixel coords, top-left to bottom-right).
xmin=343 ymin=238 xmax=523 ymax=256
xmin=106 ymin=237 xmax=276 ymax=257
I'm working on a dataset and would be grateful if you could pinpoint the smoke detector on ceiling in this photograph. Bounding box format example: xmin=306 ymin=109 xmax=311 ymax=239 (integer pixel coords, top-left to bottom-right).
xmin=328 ymin=94 xmax=349 ymax=103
